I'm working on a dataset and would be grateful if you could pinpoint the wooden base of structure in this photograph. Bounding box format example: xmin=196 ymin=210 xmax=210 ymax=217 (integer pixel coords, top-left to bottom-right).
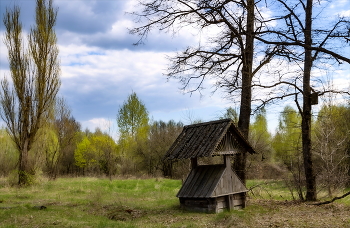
xmin=179 ymin=193 xmax=246 ymax=213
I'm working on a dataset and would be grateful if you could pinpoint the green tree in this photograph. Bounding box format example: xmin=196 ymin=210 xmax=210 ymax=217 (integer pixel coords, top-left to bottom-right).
xmin=140 ymin=120 xmax=183 ymax=177
xmin=245 ymin=108 xmax=274 ymax=179
xmin=117 ymin=92 xmax=149 ymax=167
xmin=74 ymin=136 xmax=95 ymax=174
xmin=117 ymin=92 xmax=149 ymax=140
xmin=52 ymin=97 xmax=80 ymax=178
xmin=250 ymin=108 xmax=272 ymax=161
xmin=220 ymin=107 xmax=239 ymax=124
xmin=272 ymin=106 xmax=304 ymax=200
xmin=273 ymin=106 xmax=302 ymax=162
xmin=0 ymin=0 xmax=60 ymax=185
xmin=30 ymin=125 xmax=59 ymax=177
xmin=74 ymin=129 xmax=118 ymax=177
xmin=314 ymin=104 xmax=350 ymax=196
xmin=90 ymin=130 xmax=119 ymax=179
xmin=0 ymin=128 xmax=18 ymax=176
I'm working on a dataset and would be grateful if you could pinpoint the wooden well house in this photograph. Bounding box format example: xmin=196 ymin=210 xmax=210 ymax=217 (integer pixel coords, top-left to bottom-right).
xmin=164 ymin=119 xmax=256 ymax=213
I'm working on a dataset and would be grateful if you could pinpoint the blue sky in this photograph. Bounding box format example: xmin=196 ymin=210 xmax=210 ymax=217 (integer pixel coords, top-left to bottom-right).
xmin=0 ymin=0 xmax=349 ymax=137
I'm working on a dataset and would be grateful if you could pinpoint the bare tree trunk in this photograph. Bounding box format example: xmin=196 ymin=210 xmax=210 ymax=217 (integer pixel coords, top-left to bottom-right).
xmin=234 ymin=0 xmax=255 ymax=185
xmin=302 ymin=0 xmax=316 ymax=201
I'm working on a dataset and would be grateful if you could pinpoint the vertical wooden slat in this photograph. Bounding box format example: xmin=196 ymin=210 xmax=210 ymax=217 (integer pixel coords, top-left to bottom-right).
xmin=178 ymin=168 xmax=197 ymax=198
xmin=198 ymin=166 xmax=222 ymax=197
xmin=191 ymin=157 xmax=198 ymax=169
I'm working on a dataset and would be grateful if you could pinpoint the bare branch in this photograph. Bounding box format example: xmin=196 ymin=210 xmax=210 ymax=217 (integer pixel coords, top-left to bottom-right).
xmin=311 ymin=191 xmax=350 ymax=206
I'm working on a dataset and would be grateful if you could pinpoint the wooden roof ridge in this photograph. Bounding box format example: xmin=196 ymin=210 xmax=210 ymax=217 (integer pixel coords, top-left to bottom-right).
xmin=183 ymin=118 xmax=232 ymax=129
xmin=164 ymin=119 xmax=256 ymax=160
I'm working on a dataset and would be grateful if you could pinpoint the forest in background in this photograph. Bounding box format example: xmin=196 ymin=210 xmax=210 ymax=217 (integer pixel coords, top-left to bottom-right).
xmin=0 ymin=91 xmax=349 ymax=200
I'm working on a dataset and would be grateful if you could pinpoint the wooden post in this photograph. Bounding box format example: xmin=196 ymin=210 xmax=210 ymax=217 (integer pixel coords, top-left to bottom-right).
xmin=224 ymin=155 xmax=231 ymax=168
xmin=224 ymin=155 xmax=233 ymax=210
xmin=226 ymin=195 xmax=232 ymax=211
xmin=191 ymin=157 xmax=198 ymax=169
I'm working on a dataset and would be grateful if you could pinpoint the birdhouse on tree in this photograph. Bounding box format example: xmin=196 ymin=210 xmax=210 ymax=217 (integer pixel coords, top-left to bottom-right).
xmin=164 ymin=119 xmax=256 ymax=213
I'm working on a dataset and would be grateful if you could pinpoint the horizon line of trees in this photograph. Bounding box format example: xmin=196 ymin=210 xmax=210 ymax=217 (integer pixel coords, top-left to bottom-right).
xmin=1 ymin=91 xmax=349 ymax=200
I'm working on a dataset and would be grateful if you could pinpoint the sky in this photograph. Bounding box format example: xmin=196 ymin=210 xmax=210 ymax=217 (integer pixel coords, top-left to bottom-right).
xmin=0 ymin=0 xmax=349 ymax=138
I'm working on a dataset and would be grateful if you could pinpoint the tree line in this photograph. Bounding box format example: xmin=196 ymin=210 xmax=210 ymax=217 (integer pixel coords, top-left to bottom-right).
xmin=1 ymin=90 xmax=349 ymax=200
xmin=0 ymin=92 xmax=184 ymax=181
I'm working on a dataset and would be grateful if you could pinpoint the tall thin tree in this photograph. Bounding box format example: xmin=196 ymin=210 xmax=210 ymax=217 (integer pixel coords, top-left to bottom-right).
xmin=1 ymin=0 xmax=60 ymax=185
xmin=255 ymin=0 xmax=350 ymax=201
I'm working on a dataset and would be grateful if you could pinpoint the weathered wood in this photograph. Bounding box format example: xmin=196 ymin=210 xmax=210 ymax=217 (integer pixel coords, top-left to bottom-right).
xmin=224 ymin=155 xmax=230 ymax=168
xmin=163 ymin=119 xmax=256 ymax=160
xmin=178 ymin=165 xmax=248 ymax=197
xmin=311 ymin=92 xmax=319 ymax=105
xmin=167 ymin=119 xmax=254 ymax=213
xmin=190 ymin=157 xmax=198 ymax=169
xmin=196 ymin=166 xmax=222 ymax=198
xmin=180 ymin=166 xmax=203 ymax=198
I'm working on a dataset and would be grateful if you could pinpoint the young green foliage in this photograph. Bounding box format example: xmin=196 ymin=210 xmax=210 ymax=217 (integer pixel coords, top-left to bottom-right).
xmin=250 ymin=108 xmax=272 ymax=161
xmin=0 ymin=0 xmax=60 ymax=186
xmin=74 ymin=136 xmax=94 ymax=169
xmin=0 ymin=128 xmax=18 ymax=176
xmin=273 ymin=106 xmax=302 ymax=162
xmin=272 ymin=106 xmax=304 ymax=200
xmin=117 ymin=92 xmax=149 ymax=140
xmin=314 ymin=104 xmax=350 ymax=195
xmin=74 ymin=130 xmax=119 ymax=177
xmin=117 ymin=92 xmax=149 ymax=158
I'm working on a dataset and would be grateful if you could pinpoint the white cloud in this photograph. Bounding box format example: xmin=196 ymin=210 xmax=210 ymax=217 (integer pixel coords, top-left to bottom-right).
xmin=340 ymin=10 xmax=350 ymax=17
xmin=82 ymin=118 xmax=112 ymax=131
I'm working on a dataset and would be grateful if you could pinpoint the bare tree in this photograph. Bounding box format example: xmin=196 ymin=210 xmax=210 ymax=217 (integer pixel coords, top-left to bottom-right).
xmin=146 ymin=120 xmax=183 ymax=176
xmin=314 ymin=104 xmax=350 ymax=197
xmin=0 ymin=0 xmax=60 ymax=185
xmin=131 ymin=0 xmax=349 ymax=202
xmin=130 ymin=0 xmax=282 ymax=185
xmin=47 ymin=97 xmax=80 ymax=179
xmin=254 ymin=0 xmax=350 ymax=201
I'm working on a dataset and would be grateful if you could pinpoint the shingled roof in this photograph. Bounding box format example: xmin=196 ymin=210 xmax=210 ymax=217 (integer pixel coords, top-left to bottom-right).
xmin=164 ymin=119 xmax=256 ymax=160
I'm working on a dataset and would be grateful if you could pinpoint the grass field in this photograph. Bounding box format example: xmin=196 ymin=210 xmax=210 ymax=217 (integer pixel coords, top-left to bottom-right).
xmin=0 ymin=177 xmax=349 ymax=227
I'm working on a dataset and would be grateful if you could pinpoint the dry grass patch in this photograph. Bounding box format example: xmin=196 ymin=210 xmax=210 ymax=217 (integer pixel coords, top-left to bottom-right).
xmin=213 ymin=199 xmax=350 ymax=228
xmin=1 ymin=178 xmax=350 ymax=228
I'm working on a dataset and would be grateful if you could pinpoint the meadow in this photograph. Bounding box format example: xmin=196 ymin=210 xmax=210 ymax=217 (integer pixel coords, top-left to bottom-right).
xmin=0 ymin=177 xmax=349 ymax=228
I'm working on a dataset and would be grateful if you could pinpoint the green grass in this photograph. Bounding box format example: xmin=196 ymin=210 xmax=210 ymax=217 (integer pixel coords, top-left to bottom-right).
xmin=0 ymin=177 xmax=350 ymax=227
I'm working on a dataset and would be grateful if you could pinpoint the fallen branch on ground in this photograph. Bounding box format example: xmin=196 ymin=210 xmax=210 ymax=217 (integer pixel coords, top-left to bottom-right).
xmin=310 ymin=191 xmax=350 ymax=206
